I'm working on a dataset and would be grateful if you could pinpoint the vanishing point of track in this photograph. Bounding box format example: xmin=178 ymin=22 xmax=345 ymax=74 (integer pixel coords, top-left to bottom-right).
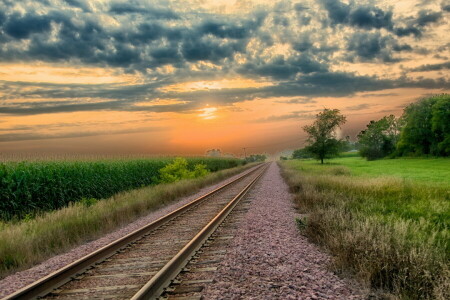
xmin=3 ymin=163 xmax=268 ymax=300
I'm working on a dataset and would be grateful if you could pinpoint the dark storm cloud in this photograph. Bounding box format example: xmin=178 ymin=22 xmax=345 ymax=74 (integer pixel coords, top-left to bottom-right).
xmin=394 ymin=9 xmax=444 ymax=37
xmin=0 ymin=0 xmax=448 ymax=120
xmin=63 ymin=0 xmax=91 ymax=12
xmin=319 ymin=0 xmax=393 ymax=30
xmin=416 ymin=10 xmax=443 ymax=26
xmin=109 ymin=3 xmax=179 ymax=19
xmin=198 ymin=13 xmax=265 ymax=39
xmin=3 ymin=13 xmax=52 ymax=39
xmin=319 ymin=0 xmax=444 ymax=39
xmin=346 ymin=32 xmax=400 ymax=62
xmin=238 ymin=55 xmax=328 ymax=80
xmin=410 ymin=61 xmax=450 ymax=71
xmin=0 ymin=6 xmax=264 ymax=69
xmin=443 ymin=3 xmax=450 ymax=12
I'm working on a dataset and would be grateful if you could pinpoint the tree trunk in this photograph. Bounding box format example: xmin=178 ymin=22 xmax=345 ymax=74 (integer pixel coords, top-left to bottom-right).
xmin=321 ymin=157 xmax=323 ymax=164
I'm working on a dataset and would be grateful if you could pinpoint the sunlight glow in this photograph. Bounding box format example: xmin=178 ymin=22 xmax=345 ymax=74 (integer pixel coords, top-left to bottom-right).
xmin=198 ymin=106 xmax=218 ymax=120
xmin=160 ymin=78 xmax=272 ymax=92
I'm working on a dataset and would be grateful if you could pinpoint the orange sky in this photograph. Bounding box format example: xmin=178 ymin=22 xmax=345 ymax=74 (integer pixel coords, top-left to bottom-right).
xmin=0 ymin=0 xmax=449 ymax=156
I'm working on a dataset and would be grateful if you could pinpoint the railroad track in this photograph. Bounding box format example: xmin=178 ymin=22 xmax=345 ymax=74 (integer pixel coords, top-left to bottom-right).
xmin=4 ymin=163 xmax=268 ymax=300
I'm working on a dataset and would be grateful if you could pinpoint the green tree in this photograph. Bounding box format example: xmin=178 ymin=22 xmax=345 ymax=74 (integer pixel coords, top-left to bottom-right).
xmin=357 ymin=115 xmax=401 ymax=160
xmin=396 ymin=94 xmax=449 ymax=156
xmin=292 ymin=148 xmax=311 ymax=159
xmin=245 ymin=154 xmax=266 ymax=162
xmin=303 ymin=108 xmax=347 ymax=164
xmin=431 ymin=96 xmax=450 ymax=156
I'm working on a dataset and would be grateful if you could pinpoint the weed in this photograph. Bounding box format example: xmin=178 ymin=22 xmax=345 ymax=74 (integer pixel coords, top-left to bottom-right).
xmin=280 ymin=159 xmax=449 ymax=300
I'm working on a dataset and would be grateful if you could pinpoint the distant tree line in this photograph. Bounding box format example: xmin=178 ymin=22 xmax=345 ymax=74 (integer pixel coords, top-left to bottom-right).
xmin=245 ymin=154 xmax=267 ymax=163
xmin=358 ymin=94 xmax=449 ymax=160
xmin=292 ymin=94 xmax=449 ymax=162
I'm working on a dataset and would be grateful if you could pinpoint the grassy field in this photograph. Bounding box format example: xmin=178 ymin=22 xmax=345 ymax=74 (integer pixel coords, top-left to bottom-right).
xmin=0 ymin=162 xmax=256 ymax=278
xmin=280 ymin=157 xmax=449 ymax=300
xmin=304 ymin=156 xmax=450 ymax=185
xmin=0 ymin=157 xmax=242 ymax=221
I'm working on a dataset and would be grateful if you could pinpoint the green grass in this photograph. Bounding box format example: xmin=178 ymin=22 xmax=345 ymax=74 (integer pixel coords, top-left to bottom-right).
xmin=0 ymin=157 xmax=243 ymax=221
xmin=291 ymin=156 xmax=450 ymax=185
xmin=280 ymin=157 xmax=449 ymax=300
xmin=0 ymin=163 xmax=256 ymax=278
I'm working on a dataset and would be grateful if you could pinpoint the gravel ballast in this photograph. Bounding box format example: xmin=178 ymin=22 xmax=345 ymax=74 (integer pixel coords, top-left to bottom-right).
xmin=0 ymin=165 xmax=259 ymax=298
xmin=202 ymin=162 xmax=368 ymax=299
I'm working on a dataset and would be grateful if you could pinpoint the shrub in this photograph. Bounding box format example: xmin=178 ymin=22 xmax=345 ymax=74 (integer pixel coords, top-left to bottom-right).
xmin=158 ymin=157 xmax=210 ymax=183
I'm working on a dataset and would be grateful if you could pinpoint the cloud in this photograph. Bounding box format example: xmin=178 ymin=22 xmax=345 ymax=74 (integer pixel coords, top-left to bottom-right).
xmin=345 ymin=103 xmax=372 ymax=111
xmin=416 ymin=9 xmax=443 ymax=26
xmin=109 ymin=2 xmax=179 ymax=19
xmin=0 ymin=126 xmax=166 ymax=142
xmin=346 ymin=32 xmax=412 ymax=62
xmin=319 ymin=0 xmax=393 ymax=30
xmin=0 ymin=0 xmax=448 ymax=122
xmin=410 ymin=61 xmax=450 ymax=72
xmin=238 ymin=55 xmax=329 ymax=80
xmin=3 ymin=13 xmax=52 ymax=39
xmin=275 ymin=97 xmax=316 ymax=104
xmin=253 ymin=110 xmax=317 ymax=123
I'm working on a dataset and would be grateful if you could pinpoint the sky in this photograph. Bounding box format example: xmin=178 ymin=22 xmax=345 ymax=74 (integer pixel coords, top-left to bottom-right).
xmin=0 ymin=0 xmax=449 ymax=156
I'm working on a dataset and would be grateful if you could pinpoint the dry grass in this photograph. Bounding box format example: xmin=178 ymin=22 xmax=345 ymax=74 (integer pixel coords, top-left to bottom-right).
xmin=280 ymin=161 xmax=449 ymax=300
xmin=0 ymin=163 xmax=256 ymax=278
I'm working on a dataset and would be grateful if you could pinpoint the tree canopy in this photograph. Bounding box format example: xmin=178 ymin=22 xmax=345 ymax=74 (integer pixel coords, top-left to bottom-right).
xmin=303 ymin=109 xmax=346 ymax=164
xmin=357 ymin=115 xmax=401 ymax=160
xmin=396 ymin=94 xmax=450 ymax=156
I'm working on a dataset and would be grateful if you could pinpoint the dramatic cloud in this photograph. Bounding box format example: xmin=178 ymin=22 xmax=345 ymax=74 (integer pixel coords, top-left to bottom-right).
xmin=0 ymin=0 xmax=448 ymax=149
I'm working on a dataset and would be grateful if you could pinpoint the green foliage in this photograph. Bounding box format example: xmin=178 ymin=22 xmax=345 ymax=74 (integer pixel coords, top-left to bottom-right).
xmin=80 ymin=197 xmax=98 ymax=207
xmin=292 ymin=148 xmax=312 ymax=159
xmin=282 ymin=159 xmax=449 ymax=299
xmin=358 ymin=115 xmax=401 ymax=160
xmin=245 ymin=154 xmax=266 ymax=163
xmin=396 ymin=94 xmax=450 ymax=156
xmin=158 ymin=157 xmax=209 ymax=183
xmin=0 ymin=157 xmax=241 ymax=221
xmin=431 ymin=96 xmax=450 ymax=156
xmin=295 ymin=216 xmax=308 ymax=230
xmin=303 ymin=108 xmax=347 ymax=164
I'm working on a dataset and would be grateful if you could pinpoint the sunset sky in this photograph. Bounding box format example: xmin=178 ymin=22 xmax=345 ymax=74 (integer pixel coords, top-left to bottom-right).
xmin=0 ymin=0 xmax=449 ymax=156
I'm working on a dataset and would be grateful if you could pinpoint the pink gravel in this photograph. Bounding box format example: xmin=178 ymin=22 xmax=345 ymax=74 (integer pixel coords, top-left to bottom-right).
xmin=202 ymin=162 xmax=368 ymax=299
xmin=0 ymin=165 xmax=259 ymax=298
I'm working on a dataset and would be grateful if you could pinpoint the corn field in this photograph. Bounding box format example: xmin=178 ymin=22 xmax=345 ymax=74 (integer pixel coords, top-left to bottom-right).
xmin=0 ymin=157 xmax=242 ymax=220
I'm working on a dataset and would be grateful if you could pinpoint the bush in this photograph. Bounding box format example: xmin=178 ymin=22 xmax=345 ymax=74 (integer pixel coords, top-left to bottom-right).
xmin=158 ymin=157 xmax=209 ymax=183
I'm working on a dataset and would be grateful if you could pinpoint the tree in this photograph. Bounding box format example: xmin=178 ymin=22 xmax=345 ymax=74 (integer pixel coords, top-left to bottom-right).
xmin=358 ymin=115 xmax=401 ymax=160
xmin=292 ymin=148 xmax=311 ymax=159
xmin=431 ymin=95 xmax=450 ymax=156
xmin=245 ymin=154 xmax=267 ymax=162
xmin=396 ymin=94 xmax=449 ymax=156
xmin=303 ymin=108 xmax=347 ymax=164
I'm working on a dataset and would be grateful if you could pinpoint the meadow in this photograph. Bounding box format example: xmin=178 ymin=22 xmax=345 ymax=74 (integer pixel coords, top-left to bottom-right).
xmin=280 ymin=156 xmax=449 ymax=300
xmin=0 ymin=157 xmax=242 ymax=221
xmin=0 ymin=161 xmax=255 ymax=278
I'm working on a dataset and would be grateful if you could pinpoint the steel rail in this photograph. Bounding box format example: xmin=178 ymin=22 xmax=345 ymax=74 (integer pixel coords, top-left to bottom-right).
xmin=2 ymin=164 xmax=264 ymax=300
xmin=131 ymin=163 xmax=269 ymax=300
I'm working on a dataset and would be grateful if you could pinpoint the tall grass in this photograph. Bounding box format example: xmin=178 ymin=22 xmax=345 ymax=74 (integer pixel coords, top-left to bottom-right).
xmin=0 ymin=157 xmax=242 ymax=220
xmin=0 ymin=163 xmax=256 ymax=278
xmin=280 ymin=161 xmax=449 ymax=300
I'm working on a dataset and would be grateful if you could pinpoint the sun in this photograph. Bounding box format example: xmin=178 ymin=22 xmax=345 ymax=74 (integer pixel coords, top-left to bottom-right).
xmin=198 ymin=106 xmax=218 ymax=120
